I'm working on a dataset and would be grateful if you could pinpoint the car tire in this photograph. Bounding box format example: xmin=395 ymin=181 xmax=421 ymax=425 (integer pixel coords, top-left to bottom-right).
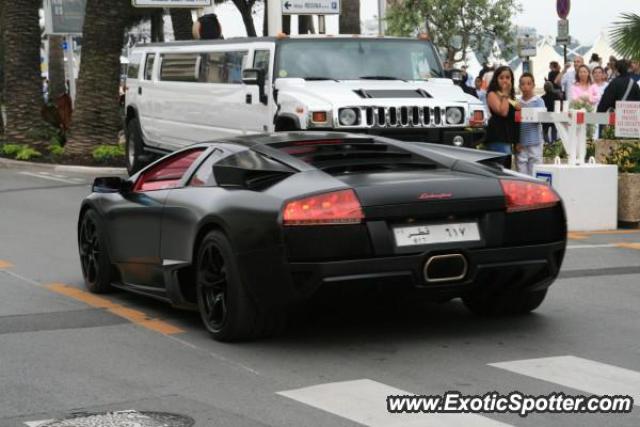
xmin=78 ymin=210 xmax=115 ymax=294
xmin=462 ymin=289 xmax=548 ymax=316
xmin=196 ymin=230 xmax=285 ymax=341
xmin=126 ymin=116 xmax=147 ymax=175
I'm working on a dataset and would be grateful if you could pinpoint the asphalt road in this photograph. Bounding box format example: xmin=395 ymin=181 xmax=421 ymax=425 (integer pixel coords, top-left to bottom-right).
xmin=1 ymin=166 xmax=639 ymax=427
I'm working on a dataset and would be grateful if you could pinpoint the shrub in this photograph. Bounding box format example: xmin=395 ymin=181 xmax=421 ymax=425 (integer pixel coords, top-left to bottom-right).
xmin=1 ymin=144 xmax=42 ymax=161
xmin=605 ymin=141 xmax=640 ymax=173
xmin=92 ymin=144 xmax=125 ymax=163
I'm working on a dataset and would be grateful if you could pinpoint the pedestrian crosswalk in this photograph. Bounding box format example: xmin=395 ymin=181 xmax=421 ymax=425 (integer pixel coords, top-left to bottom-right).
xmin=490 ymin=355 xmax=640 ymax=406
xmin=19 ymin=171 xmax=87 ymax=184
xmin=277 ymin=355 xmax=640 ymax=427
xmin=22 ymin=355 xmax=640 ymax=426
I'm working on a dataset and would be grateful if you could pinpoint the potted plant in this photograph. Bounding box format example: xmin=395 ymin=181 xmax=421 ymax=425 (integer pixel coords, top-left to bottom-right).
xmin=605 ymin=140 xmax=640 ymax=226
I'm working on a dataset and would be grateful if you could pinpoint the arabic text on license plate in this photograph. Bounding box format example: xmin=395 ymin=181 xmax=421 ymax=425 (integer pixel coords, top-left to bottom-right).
xmin=393 ymin=222 xmax=480 ymax=247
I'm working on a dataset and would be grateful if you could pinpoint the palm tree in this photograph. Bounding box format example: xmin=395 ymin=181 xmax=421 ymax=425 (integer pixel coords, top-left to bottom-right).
xmin=66 ymin=0 xmax=133 ymax=154
xmin=2 ymin=0 xmax=45 ymax=146
xmin=610 ymin=13 xmax=640 ymax=60
xmin=0 ymin=0 xmax=5 ymax=134
xmin=339 ymin=0 xmax=360 ymax=34
xmin=48 ymin=35 xmax=66 ymax=100
xmin=170 ymin=9 xmax=194 ymax=40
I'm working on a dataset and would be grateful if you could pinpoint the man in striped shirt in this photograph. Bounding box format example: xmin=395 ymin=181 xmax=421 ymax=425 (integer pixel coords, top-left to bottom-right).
xmin=516 ymin=73 xmax=545 ymax=176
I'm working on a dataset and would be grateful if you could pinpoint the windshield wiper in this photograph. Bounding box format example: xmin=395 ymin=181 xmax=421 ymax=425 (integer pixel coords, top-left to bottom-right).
xmin=359 ymin=75 xmax=405 ymax=81
xmin=304 ymin=76 xmax=339 ymax=81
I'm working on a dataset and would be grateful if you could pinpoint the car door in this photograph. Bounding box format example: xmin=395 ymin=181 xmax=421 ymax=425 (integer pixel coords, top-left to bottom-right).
xmin=105 ymin=148 xmax=207 ymax=288
xmin=243 ymin=48 xmax=275 ymax=133
xmin=160 ymin=146 xmax=232 ymax=266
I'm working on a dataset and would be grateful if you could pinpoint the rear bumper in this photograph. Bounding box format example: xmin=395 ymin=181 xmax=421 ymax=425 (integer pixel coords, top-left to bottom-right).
xmin=289 ymin=241 xmax=565 ymax=299
xmin=240 ymin=240 xmax=565 ymax=308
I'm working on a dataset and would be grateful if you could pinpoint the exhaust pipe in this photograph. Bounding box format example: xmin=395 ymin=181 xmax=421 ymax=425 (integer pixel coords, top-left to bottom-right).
xmin=423 ymin=254 xmax=468 ymax=283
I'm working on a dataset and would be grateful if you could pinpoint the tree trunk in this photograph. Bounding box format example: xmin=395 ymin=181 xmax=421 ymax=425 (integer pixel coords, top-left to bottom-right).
xmin=48 ymin=35 xmax=66 ymax=100
xmin=0 ymin=0 xmax=5 ymax=133
xmin=298 ymin=15 xmax=315 ymax=34
xmin=3 ymin=0 xmax=45 ymax=146
xmin=170 ymin=8 xmax=193 ymax=40
xmin=339 ymin=0 xmax=360 ymax=34
xmin=67 ymin=0 xmax=132 ymax=155
xmin=150 ymin=10 xmax=165 ymax=42
xmin=232 ymin=0 xmax=257 ymax=37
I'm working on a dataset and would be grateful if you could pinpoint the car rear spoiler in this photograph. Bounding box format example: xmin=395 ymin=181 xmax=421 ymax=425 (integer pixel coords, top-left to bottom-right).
xmin=407 ymin=142 xmax=510 ymax=165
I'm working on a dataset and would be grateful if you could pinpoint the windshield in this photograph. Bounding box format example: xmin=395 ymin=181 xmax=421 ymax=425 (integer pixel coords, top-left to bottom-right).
xmin=276 ymin=39 xmax=443 ymax=81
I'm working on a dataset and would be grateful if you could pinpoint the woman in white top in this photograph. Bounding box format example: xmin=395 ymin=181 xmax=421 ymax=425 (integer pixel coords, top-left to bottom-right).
xmin=592 ymin=66 xmax=609 ymax=105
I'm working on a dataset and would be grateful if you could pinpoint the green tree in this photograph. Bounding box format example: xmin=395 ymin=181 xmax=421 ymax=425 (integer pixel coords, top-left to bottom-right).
xmin=66 ymin=0 xmax=134 ymax=154
xmin=610 ymin=13 xmax=640 ymax=60
xmin=386 ymin=0 xmax=520 ymax=63
xmin=2 ymin=0 xmax=45 ymax=146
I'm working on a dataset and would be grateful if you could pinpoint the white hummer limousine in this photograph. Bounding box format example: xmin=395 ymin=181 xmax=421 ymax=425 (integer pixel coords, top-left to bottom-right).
xmin=124 ymin=35 xmax=486 ymax=173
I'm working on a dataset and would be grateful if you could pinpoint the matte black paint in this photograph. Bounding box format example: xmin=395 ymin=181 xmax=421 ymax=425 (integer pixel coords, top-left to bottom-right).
xmin=79 ymin=132 xmax=567 ymax=310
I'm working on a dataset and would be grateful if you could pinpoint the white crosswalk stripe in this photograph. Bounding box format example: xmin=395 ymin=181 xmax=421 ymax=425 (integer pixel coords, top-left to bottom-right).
xmin=490 ymin=355 xmax=640 ymax=406
xmin=278 ymin=379 xmax=512 ymax=427
xmin=24 ymin=420 xmax=54 ymax=427
xmin=19 ymin=171 xmax=85 ymax=184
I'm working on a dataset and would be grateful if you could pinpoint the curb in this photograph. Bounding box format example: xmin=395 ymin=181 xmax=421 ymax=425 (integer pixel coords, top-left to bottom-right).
xmin=0 ymin=156 xmax=127 ymax=176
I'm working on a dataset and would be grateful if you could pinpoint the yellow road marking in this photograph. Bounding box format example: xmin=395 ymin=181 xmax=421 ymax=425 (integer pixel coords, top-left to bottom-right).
xmin=615 ymin=243 xmax=640 ymax=251
xmin=568 ymin=232 xmax=588 ymax=240
xmin=46 ymin=283 xmax=184 ymax=335
xmin=588 ymin=230 xmax=640 ymax=235
xmin=0 ymin=260 xmax=13 ymax=269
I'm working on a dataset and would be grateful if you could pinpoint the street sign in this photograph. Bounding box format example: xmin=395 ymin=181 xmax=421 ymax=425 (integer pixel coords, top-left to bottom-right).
xmin=43 ymin=0 xmax=86 ymax=35
xmin=517 ymin=37 xmax=536 ymax=58
xmin=282 ymin=0 xmax=340 ymax=15
xmin=132 ymin=0 xmax=211 ymax=7
xmin=556 ymin=0 xmax=570 ymax=19
xmin=615 ymin=101 xmax=640 ymax=138
xmin=558 ymin=19 xmax=569 ymax=39
xmin=556 ymin=36 xmax=571 ymax=46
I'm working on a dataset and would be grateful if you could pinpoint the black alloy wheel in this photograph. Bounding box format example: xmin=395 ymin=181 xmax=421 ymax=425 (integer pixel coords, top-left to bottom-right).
xmin=197 ymin=242 xmax=229 ymax=333
xmin=196 ymin=230 xmax=285 ymax=341
xmin=78 ymin=210 xmax=114 ymax=293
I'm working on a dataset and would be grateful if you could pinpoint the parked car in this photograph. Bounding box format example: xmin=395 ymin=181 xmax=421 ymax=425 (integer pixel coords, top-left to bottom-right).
xmin=78 ymin=133 xmax=566 ymax=341
xmin=123 ymin=36 xmax=486 ymax=174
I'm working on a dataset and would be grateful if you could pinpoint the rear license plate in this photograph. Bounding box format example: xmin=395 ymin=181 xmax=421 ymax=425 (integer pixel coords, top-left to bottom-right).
xmin=393 ymin=222 xmax=480 ymax=247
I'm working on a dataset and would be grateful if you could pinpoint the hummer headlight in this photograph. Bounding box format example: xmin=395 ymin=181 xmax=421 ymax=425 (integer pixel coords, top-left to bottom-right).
xmin=338 ymin=108 xmax=359 ymax=126
xmin=446 ymin=107 xmax=464 ymax=125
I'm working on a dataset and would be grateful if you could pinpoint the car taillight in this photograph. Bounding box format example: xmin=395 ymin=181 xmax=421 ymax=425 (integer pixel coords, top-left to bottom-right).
xmin=283 ymin=189 xmax=364 ymax=226
xmin=500 ymin=179 xmax=560 ymax=213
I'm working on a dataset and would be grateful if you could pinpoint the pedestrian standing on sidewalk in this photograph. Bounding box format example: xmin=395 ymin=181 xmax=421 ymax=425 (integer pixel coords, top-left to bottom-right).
xmin=555 ymin=55 xmax=584 ymax=102
xmin=597 ymin=59 xmax=640 ymax=112
xmin=486 ymin=66 xmax=520 ymax=169
xmin=570 ymin=65 xmax=599 ymax=107
xmin=516 ymin=73 xmax=545 ymax=176
xmin=592 ymin=66 xmax=609 ymax=105
xmin=541 ymin=81 xmax=561 ymax=143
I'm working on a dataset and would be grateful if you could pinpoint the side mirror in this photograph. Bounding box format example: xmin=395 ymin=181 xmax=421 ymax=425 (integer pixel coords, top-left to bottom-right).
xmin=242 ymin=68 xmax=268 ymax=105
xmin=242 ymin=68 xmax=264 ymax=86
xmin=92 ymin=177 xmax=131 ymax=193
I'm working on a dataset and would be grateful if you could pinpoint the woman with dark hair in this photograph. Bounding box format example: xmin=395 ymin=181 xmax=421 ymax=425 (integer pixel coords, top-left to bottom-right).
xmin=570 ymin=64 xmax=598 ymax=106
xmin=485 ymin=66 xmax=520 ymax=169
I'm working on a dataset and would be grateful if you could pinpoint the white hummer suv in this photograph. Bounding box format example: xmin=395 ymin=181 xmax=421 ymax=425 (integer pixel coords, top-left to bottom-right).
xmin=124 ymin=36 xmax=486 ymax=173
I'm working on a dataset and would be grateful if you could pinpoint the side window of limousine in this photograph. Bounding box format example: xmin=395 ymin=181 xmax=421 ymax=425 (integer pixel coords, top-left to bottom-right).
xmin=144 ymin=53 xmax=155 ymax=81
xmin=160 ymin=53 xmax=200 ymax=82
xmin=198 ymin=51 xmax=248 ymax=84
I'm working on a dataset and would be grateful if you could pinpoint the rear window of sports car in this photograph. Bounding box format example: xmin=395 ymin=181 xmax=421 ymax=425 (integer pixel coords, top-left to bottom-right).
xmin=134 ymin=148 xmax=206 ymax=192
